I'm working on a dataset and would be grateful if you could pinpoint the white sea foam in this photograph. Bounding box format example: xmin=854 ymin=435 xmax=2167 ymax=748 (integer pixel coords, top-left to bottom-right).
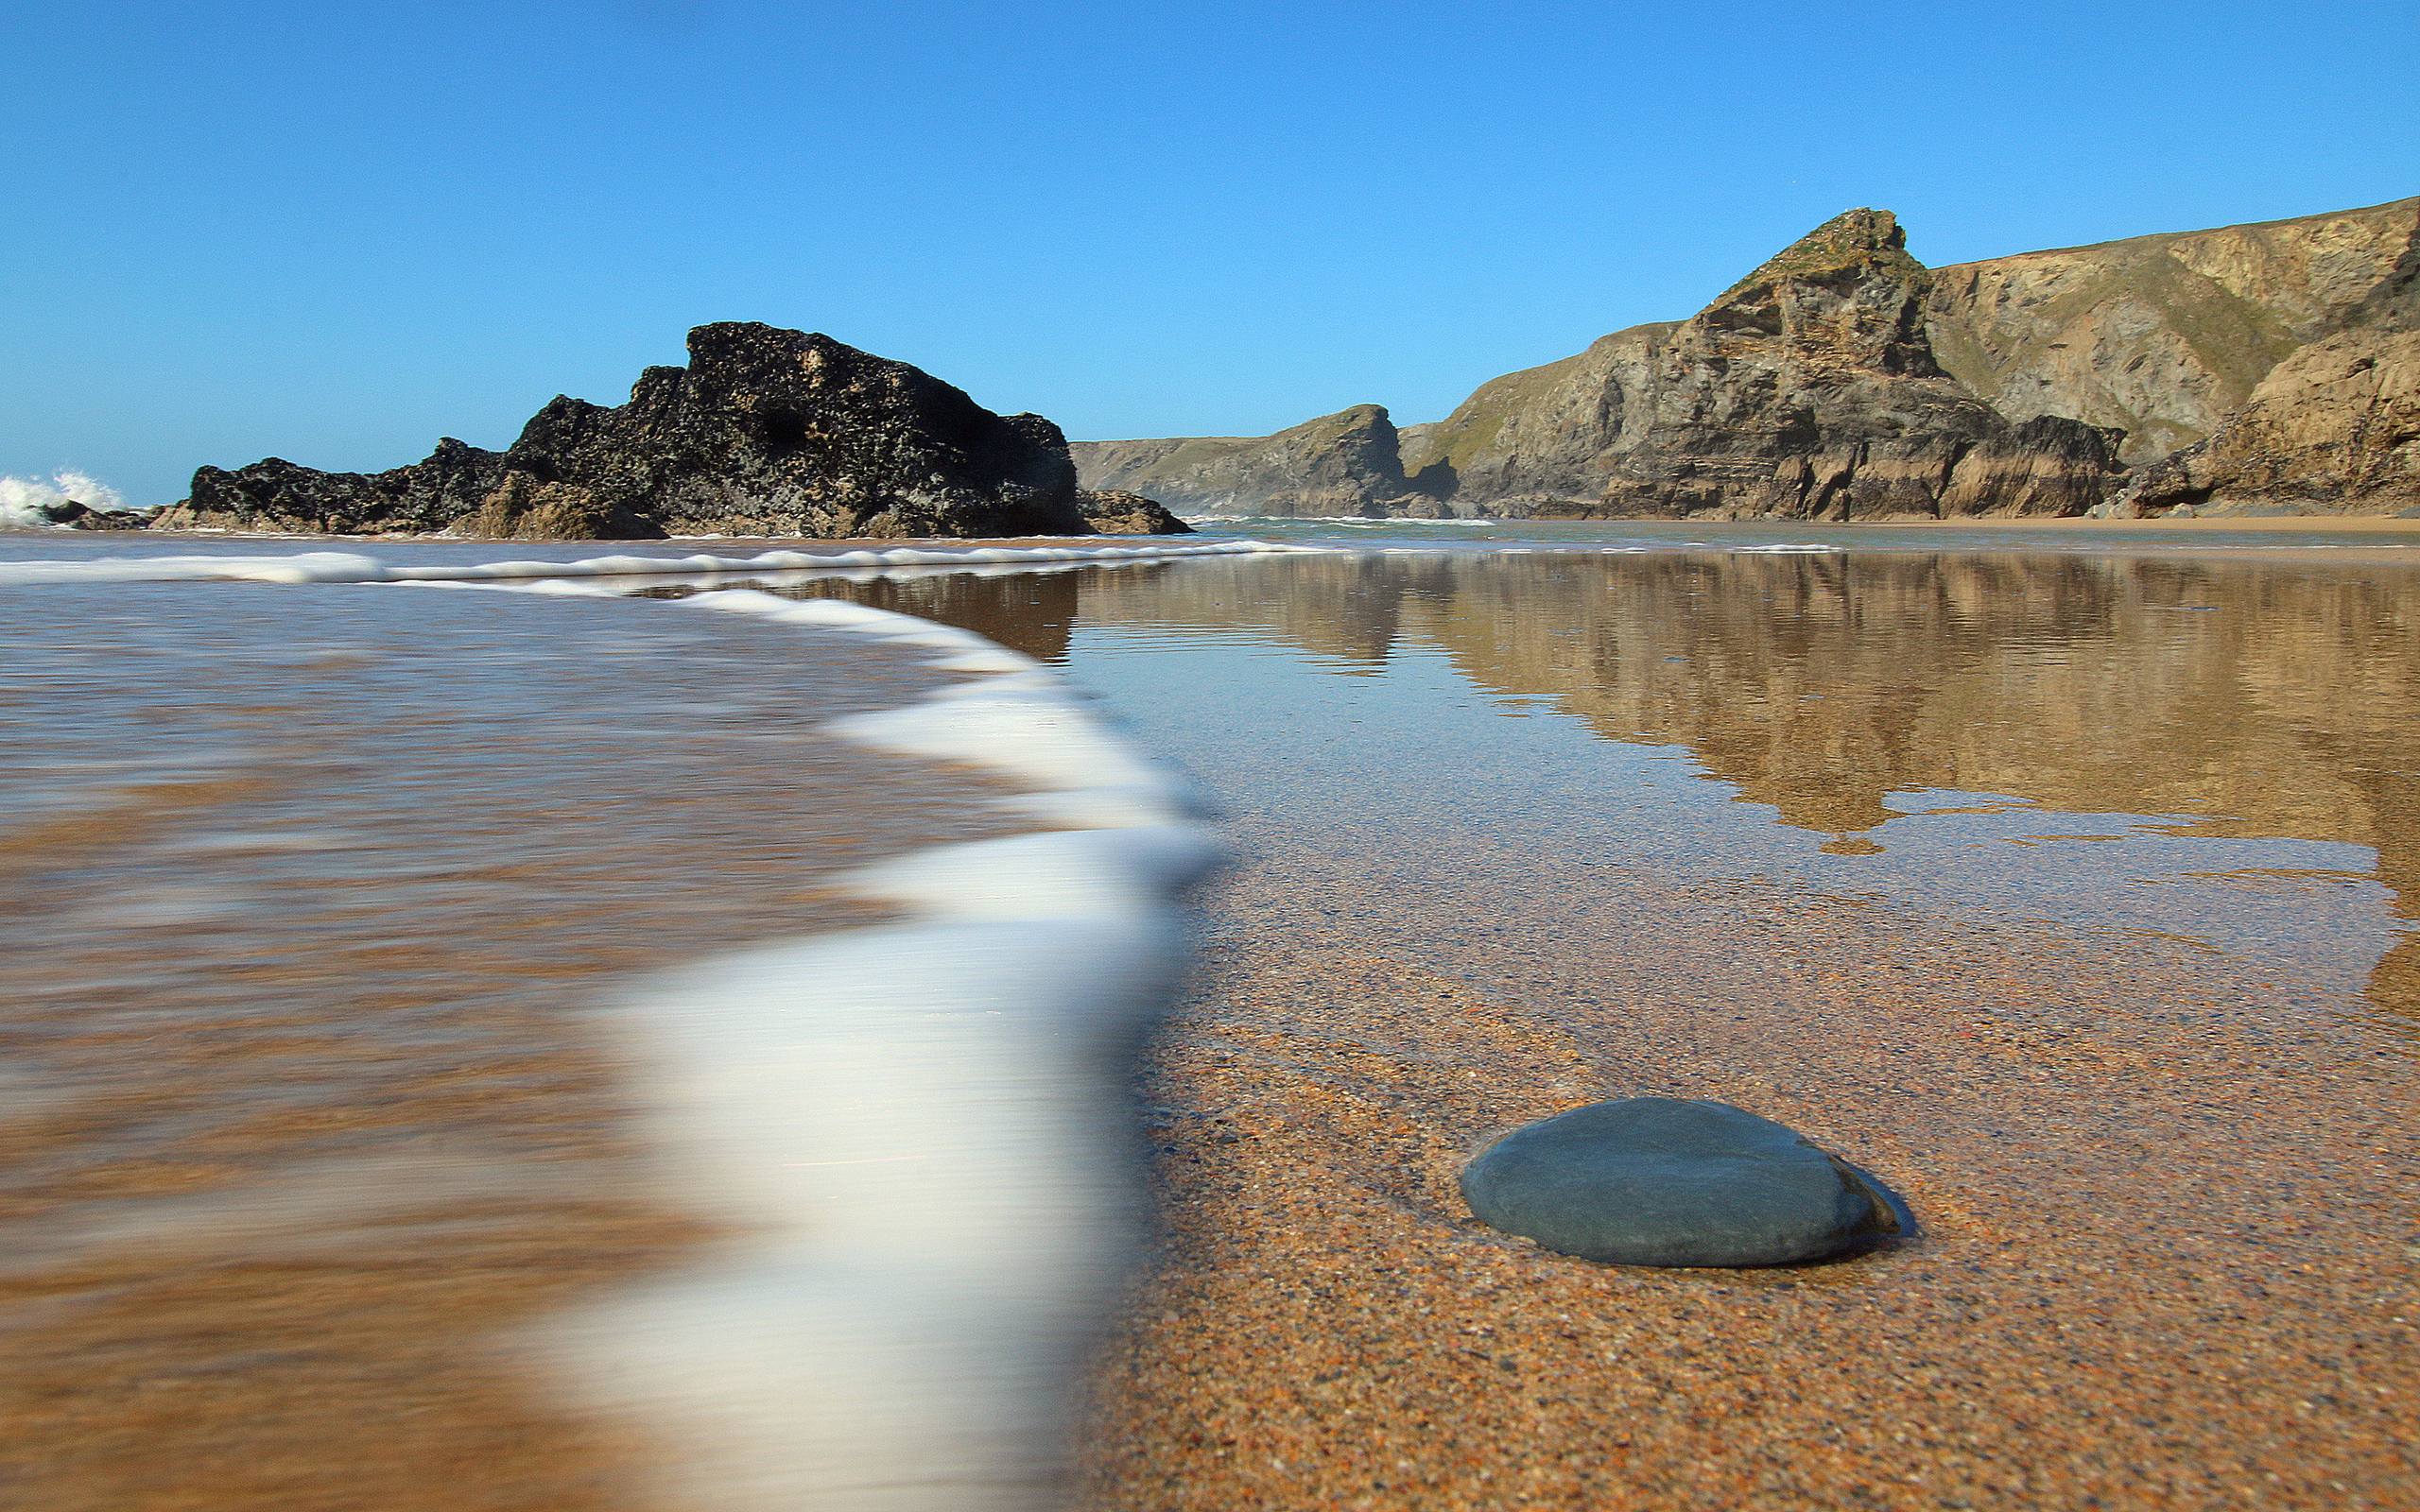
xmin=0 ymin=537 xmax=1313 ymax=589
xmin=0 ymin=551 xmax=389 ymax=585
xmin=449 ymin=566 xmax=1225 ymax=1510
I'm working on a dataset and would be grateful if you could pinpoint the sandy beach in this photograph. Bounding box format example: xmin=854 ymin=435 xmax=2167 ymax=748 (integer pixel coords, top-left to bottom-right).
xmin=1047 ymin=539 xmax=2420 ymax=1509
xmin=1080 ymin=864 xmax=2415 ymax=1509
xmin=1869 ymin=512 xmax=2420 ymax=534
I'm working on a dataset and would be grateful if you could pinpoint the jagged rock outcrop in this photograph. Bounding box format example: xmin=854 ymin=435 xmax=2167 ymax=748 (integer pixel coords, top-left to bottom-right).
xmin=1926 ymin=197 xmax=2420 ymax=463
xmin=1074 ymin=489 xmax=1193 ymax=534
xmin=157 ymin=323 xmax=1188 ymax=539
xmin=2116 ymin=326 xmax=2420 ymax=516
xmin=1396 ymin=211 xmax=2122 ymax=519
xmin=1071 ymin=404 xmax=1439 ymax=517
xmin=38 ymin=501 xmax=155 ymax=530
xmin=1582 ymin=211 xmax=2123 ymax=519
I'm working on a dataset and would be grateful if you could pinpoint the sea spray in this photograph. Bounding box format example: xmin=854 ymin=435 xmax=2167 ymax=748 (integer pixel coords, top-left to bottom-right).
xmin=0 ymin=470 xmax=125 ymax=529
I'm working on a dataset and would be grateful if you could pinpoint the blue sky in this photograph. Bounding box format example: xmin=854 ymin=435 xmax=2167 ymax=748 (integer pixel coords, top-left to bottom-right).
xmin=6 ymin=1 xmax=2415 ymax=504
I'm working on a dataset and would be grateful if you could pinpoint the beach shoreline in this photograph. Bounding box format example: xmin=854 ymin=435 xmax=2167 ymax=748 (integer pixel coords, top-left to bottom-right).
xmin=1864 ymin=511 xmax=2420 ymax=534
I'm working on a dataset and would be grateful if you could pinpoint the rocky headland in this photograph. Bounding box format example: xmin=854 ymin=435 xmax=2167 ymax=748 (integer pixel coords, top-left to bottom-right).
xmin=156 ymin=322 xmax=1190 ymax=540
xmin=1073 ymin=404 xmax=1455 ymax=519
xmin=1075 ymin=196 xmax=2420 ymax=520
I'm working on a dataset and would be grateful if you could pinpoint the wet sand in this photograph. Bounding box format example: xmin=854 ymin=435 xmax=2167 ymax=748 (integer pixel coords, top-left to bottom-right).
xmin=1080 ymin=860 xmax=2416 ymax=1510
xmin=1871 ymin=513 xmax=2420 ymax=535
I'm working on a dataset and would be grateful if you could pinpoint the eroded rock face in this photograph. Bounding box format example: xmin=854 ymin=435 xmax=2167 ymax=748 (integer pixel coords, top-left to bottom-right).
xmin=1103 ymin=210 xmax=2131 ymax=521
xmin=1090 ymin=198 xmax=2420 ymax=520
xmin=2118 ymin=325 xmax=2420 ymax=516
xmin=1580 ymin=211 xmax=2124 ymax=520
xmin=158 ymin=324 xmax=1184 ymax=539
xmin=1071 ymin=404 xmax=1436 ymax=518
xmin=1926 ymin=197 xmax=2420 ymax=464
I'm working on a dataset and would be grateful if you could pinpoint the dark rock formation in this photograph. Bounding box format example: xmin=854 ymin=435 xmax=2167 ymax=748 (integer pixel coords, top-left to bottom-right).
xmin=41 ymin=501 xmax=154 ymax=530
xmin=1074 ymin=489 xmax=1193 ymax=534
xmin=157 ymin=323 xmax=1186 ymax=539
xmin=167 ymin=438 xmax=510 ymax=536
xmin=1461 ymin=1097 xmax=1903 ymax=1267
xmin=1071 ymin=404 xmax=1440 ymax=518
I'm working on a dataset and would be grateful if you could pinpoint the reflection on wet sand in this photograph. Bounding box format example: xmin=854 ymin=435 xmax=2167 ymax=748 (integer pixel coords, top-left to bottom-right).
xmin=721 ymin=545 xmax=2420 ymax=1015
xmin=728 ymin=547 xmax=2419 ymax=1019
xmin=1070 ymin=549 xmax=2420 ymax=1017
xmin=1003 ymin=544 xmax=2420 ymax=1511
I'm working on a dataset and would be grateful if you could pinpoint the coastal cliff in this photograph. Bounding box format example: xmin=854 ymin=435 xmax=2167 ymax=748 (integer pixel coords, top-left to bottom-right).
xmin=1071 ymin=404 xmax=1445 ymax=519
xmin=1079 ymin=197 xmax=2419 ymax=520
xmin=2116 ymin=326 xmax=2420 ymax=516
xmin=1926 ymin=197 xmax=2420 ymax=464
xmin=157 ymin=323 xmax=1189 ymax=540
xmin=1575 ymin=210 xmax=2123 ymax=520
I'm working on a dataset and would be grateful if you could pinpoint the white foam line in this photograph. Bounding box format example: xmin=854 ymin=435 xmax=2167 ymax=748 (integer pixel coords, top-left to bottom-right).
xmin=0 ymin=537 xmax=1319 ymax=589
xmin=470 ymin=575 xmax=1221 ymax=1510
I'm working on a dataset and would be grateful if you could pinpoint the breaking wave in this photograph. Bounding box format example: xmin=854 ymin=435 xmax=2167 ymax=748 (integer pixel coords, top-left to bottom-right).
xmin=0 ymin=470 xmax=125 ymax=529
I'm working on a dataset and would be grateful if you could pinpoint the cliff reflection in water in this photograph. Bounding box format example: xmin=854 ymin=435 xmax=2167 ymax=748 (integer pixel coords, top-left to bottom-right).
xmin=751 ymin=547 xmax=2420 ymax=1019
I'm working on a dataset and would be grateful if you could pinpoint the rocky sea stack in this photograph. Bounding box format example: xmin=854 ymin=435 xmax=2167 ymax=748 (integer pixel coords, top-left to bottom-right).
xmin=158 ymin=322 xmax=1190 ymax=540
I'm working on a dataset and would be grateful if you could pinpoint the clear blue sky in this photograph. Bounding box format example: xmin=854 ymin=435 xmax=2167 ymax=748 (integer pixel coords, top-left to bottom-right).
xmin=6 ymin=1 xmax=2415 ymax=504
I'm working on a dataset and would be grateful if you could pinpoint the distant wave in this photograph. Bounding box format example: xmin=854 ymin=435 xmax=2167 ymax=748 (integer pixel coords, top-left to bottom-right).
xmin=0 ymin=469 xmax=124 ymax=529
xmin=0 ymin=537 xmax=1319 ymax=588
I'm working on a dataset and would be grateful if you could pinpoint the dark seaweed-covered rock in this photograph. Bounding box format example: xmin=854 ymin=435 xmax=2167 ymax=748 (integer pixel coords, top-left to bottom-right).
xmin=158 ymin=324 xmax=1187 ymax=540
xmin=1075 ymin=489 xmax=1194 ymax=535
xmin=1461 ymin=1097 xmax=1902 ymax=1267
xmin=41 ymin=500 xmax=154 ymax=530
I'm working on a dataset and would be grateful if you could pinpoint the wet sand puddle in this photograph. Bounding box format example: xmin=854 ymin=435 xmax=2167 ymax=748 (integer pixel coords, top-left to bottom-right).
xmin=4 ymin=530 xmax=2417 ymax=1509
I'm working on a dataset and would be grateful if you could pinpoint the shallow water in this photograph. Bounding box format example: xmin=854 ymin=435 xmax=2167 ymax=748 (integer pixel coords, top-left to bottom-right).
xmin=723 ymin=537 xmax=2418 ymax=1031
